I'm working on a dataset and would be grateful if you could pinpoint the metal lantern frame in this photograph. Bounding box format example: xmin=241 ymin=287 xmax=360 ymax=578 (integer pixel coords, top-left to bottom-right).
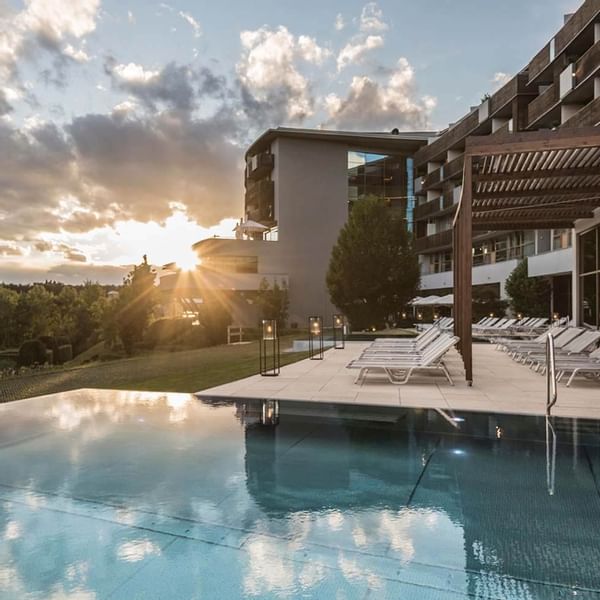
xmin=259 ymin=319 xmax=280 ymax=376
xmin=332 ymin=314 xmax=345 ymax=349
xmin=308 ymin=316 xmax=324 ymax=360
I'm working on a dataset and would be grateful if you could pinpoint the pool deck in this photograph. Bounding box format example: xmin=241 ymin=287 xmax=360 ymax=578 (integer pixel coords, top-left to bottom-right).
xmin=198 ymin=341 xmax=600 ymax=419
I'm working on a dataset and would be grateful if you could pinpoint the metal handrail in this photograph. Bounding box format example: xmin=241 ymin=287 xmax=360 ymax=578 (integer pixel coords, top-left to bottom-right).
xmin=545 ymin=416 xmax=557 ymax=496
xmin=546 ymin=333 xmax=558 ymax=415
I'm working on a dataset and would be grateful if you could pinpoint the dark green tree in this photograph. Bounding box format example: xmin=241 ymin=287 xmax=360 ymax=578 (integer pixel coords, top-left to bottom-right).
xmin=255 ymin=278 xmax=289 ymax=327
xmin=326 ymin=196 xmax=420 ymax=330
xmin=115 ymin=255 xmax=157 ymax=354
xmin=505 ymin=258 xmax=551 ymax=316
xmin=0 ymin=286 xmax=18 ymax=348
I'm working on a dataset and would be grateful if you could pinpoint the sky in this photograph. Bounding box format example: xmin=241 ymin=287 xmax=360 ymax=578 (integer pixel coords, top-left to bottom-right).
xmin=0 ymin=0 xmax=580 ymax=284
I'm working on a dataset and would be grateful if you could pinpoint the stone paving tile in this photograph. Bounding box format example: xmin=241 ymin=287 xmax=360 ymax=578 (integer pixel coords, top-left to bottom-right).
xmin=199 ymin=338 xmax=600 ymax=419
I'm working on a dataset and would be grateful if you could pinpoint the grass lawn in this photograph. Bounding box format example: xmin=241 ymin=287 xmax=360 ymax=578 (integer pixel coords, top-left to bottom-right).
xmin=0 ymin=336 xmax=308 ymax=403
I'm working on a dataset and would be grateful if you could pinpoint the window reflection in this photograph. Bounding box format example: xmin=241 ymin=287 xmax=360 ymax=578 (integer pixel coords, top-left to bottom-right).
xmin=347 ymin=151 xmax=413 ymax=228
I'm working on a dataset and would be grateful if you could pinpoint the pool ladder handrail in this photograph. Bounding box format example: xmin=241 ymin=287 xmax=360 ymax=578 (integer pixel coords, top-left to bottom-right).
xmin=546 ymin=332 xmax=558 ymax=415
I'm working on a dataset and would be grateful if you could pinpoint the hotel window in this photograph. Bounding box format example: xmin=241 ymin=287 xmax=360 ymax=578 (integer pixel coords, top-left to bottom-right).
xmin=430 ymin=251 xmax=452 ymax=274
xmin=579 ymin=225 xmax=599 ymax=327
xmin=552 ymin=229 xmax=572 ymax=251
xmin=347 ymin=150 xmax=412 ymax=226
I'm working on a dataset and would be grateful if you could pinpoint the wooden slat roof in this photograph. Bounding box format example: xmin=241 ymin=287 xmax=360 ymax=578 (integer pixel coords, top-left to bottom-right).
xmin=465 ymin=128 xmax=600 ymax=230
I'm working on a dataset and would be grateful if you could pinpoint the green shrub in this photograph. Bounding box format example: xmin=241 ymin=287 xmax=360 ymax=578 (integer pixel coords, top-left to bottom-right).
xmin=18 ymin=339 xmax=48 ymax=366
xmin=55 ymin=344 xmax=73 ymax=364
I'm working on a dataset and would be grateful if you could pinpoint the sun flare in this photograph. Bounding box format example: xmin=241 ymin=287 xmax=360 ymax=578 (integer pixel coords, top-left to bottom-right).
xmin=174 ymin=248 xmax=199 ymax=272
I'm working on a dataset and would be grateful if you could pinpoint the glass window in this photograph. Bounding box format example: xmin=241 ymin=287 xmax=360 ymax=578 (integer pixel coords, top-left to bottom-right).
xmin=552 ymin=229 xmax=572 ymax=251
xmin=581 ymin=228 xmax=597 ymax=274
xmin=581 ymin=274 xmax=598 ymax=327
xmin=578 ymin=225 xmax=599 ymax=327
xmin=347 ymin=150 xmax=411 ymax=226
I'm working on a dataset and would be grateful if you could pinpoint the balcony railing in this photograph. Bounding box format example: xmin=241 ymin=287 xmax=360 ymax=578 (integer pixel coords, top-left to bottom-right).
xmin=414 ymin=110 xmax=479 ymax=167
xmin=528 ymin=0 xmax=600 ymax=84
xmin=414 ymin=193 xmax=457 ymax=221
xmin=489 ymin=73 xmax=530 ymax=114
xmin=414 ymin=229 xmax=453 ymax=253
xmin=555 ymin=0 xmax=600 ymax=56
xmin=575 ymin=40 xmax=600 ymax=86
xmin=419 ymin=154 xmax=464 ymax=194
xmin=561 ymin=96 xmax=600 ymax=128
xmin=528 ymin=43 xmax=552 ymax=84
xmin=527 ymin=83 xmax=560 ymax=126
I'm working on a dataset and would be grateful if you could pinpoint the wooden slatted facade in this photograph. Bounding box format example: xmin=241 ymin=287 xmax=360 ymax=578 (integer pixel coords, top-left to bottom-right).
xmin=453 ymin=128 xmax=600 ymax=383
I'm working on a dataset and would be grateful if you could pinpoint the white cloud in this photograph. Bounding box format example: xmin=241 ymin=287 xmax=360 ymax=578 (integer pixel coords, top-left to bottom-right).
xmin=178 ymin=11 xmax=202 ymax=38
xmin=334 ymin=13 xmax=345 ymax=31
xmin=112 ymin=62 xmax=160 ymax=84
xmin=63 ymin=44 xmax=90 ymax=63
xmin=127 ymin=10 xmax=135 ymax=24
xmin=0 ymin=0 xmax=100 ymax=98
xmin=237 ymin=26 xmax=329 ymax=123
xmin=359 ymin=2 xmax=388 ymax=32
xmin=337 ymin=35 xmax=383 ymax=71
xmin=325 ymin=57 xmax=436 ymax=130
xmin=491 ymin=71 xmax=512 ymax=89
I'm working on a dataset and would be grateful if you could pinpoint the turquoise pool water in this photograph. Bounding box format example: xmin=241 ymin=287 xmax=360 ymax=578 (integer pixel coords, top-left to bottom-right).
xmin=0 ymin=389 xmax=599 ymax=599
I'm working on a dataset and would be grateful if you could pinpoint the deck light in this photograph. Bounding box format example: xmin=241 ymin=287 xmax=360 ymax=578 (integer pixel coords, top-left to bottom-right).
xmin=260 ymin=319 xmax=280 ymax=376
xmin=517 ymin=313 xmax=523 ymax=319
xmin=417 ymin=312 xmax=423 ymax=320
xmin=308 ymin=316 xmax=324 ymax=360
xmin=553 ymin=312 xmax=559 ymax=321
xmin=489 ymin=312 xmax=495 ymax=318
xmin=333 ymin=314 xmax=345 ymax=349
xmin=401 ymin=312 xmax=407 ymax=319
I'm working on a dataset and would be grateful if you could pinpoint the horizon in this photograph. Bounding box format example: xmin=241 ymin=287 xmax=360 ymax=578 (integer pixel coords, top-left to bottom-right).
xmin=1 ymin=0 xmax=579 ymax=284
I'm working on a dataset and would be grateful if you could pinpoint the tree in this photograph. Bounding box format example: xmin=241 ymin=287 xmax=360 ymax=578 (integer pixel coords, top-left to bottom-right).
xmin=255 ymin=278 xmax=289 ymax=327
xmin=14 ymin=285 xmax=57 ymax=341
xmin=505 ymin=259 xmax=551 ymax=316
xmin=115 ymin=256 xmax=157 ymax=354
xmin=326 ymin=197 xmax=420 ymax=330
xmin=0 ymin=287 xmax=18 ymax=347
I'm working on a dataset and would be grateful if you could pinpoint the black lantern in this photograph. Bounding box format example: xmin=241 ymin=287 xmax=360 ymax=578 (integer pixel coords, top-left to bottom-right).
xmin=332 ymin=314 xmax=345 ymax=349
xmin=308 ymin=316 xmax=324 ymax=360
xmin=259 ymin=319 xmax=280 ymax=376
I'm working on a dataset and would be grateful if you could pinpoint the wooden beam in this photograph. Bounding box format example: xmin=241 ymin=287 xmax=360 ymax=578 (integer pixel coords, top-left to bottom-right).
xmin=465 ymin=127 xmax=600 ymax=157
xmin=474 ymin=166 xmax=600 ymax=183
xmin=473 ymin=186 xmax=600 ymax=200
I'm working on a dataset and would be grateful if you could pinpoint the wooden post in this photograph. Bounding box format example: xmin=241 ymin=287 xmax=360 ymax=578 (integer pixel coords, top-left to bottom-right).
xmin=461 ymin=155 xmax=473 ymax=384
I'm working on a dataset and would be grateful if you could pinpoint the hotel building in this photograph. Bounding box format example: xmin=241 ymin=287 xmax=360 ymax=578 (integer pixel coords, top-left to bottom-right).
xmin=163 ymin=0 xmax=600 ymax=329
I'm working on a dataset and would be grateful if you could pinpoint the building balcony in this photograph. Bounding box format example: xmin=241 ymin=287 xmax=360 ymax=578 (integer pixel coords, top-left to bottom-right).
xmin=414 ymin=74 xmax=530 ymax=168
xmin=245 ymin=179 xmax=275 ymax=225
xmin=561 ymin=96 xmax=600 ymax=128
xmin=527 ymin=83 xmax=560 ymax=127
xmin=414 ymin=192 xmax=457 ymax=221
xmin=246 ymin=152 xmax=274 ymax=181
xmin=414 ymin=229 xmax=453 ymax=253
xmin=528 ymin=0 xmax=600 ymax=85
xmin=574 ymin=39 xmax=600 ymax=86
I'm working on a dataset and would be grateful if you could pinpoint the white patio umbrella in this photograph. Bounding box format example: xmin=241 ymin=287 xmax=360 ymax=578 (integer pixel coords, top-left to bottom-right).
xmin=233 ymin=220 xmax=268 ymax=236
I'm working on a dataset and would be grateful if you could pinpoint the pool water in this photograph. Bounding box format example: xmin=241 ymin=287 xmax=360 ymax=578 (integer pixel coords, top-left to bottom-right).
xmin=0 ymin=389 xmax=599 ymax=599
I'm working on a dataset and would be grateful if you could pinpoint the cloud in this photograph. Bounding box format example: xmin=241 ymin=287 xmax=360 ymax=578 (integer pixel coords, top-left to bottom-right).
xmin=324 ymin=58 xmax=436 ymax=130
xmin=0 ymin=0 xmax=100 ymax=95
xmin=237 ymin=26 xmax=330 ymax=125
xmin=178 ymin=11 xmax=202 ymax=38
xmin=491 ymin=72 xmax=512 ymax=89
xmin=359 ymin=2 xmax=388 ymax=32
xmin=334 ymin=13 xmax=345 ymax=31
xmin=35 ymin=240 xmax=86 ymax=262
xmin=0 ymin=244 xmax=22 ymax=256
xmin=67 ymin=109 xmax=244 ymax=228
xmin=337 ymin=35 xmax=383 ymax=71
xmin=127 ymin=10 xmax=135 ymax=24
xmin=105 ymin=60 xmax=226 ymax=112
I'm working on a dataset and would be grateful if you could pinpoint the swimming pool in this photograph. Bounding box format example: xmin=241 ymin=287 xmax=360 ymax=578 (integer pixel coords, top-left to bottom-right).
xmin=0 ymin=389 xmax=599 ymax=599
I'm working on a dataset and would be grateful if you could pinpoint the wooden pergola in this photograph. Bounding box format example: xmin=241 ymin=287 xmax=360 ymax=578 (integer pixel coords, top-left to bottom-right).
xmin=453 ymin=127 xmax=600 ymax=384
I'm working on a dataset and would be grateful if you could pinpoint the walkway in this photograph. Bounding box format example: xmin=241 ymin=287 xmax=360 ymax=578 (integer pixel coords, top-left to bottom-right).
xmin=199 ymin=341 xmax=600 ymax=419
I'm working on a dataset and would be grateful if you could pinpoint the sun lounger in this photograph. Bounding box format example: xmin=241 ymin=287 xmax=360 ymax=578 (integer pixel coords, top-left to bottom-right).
xmin=347 ymin=335 xmax=459 ymax=385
